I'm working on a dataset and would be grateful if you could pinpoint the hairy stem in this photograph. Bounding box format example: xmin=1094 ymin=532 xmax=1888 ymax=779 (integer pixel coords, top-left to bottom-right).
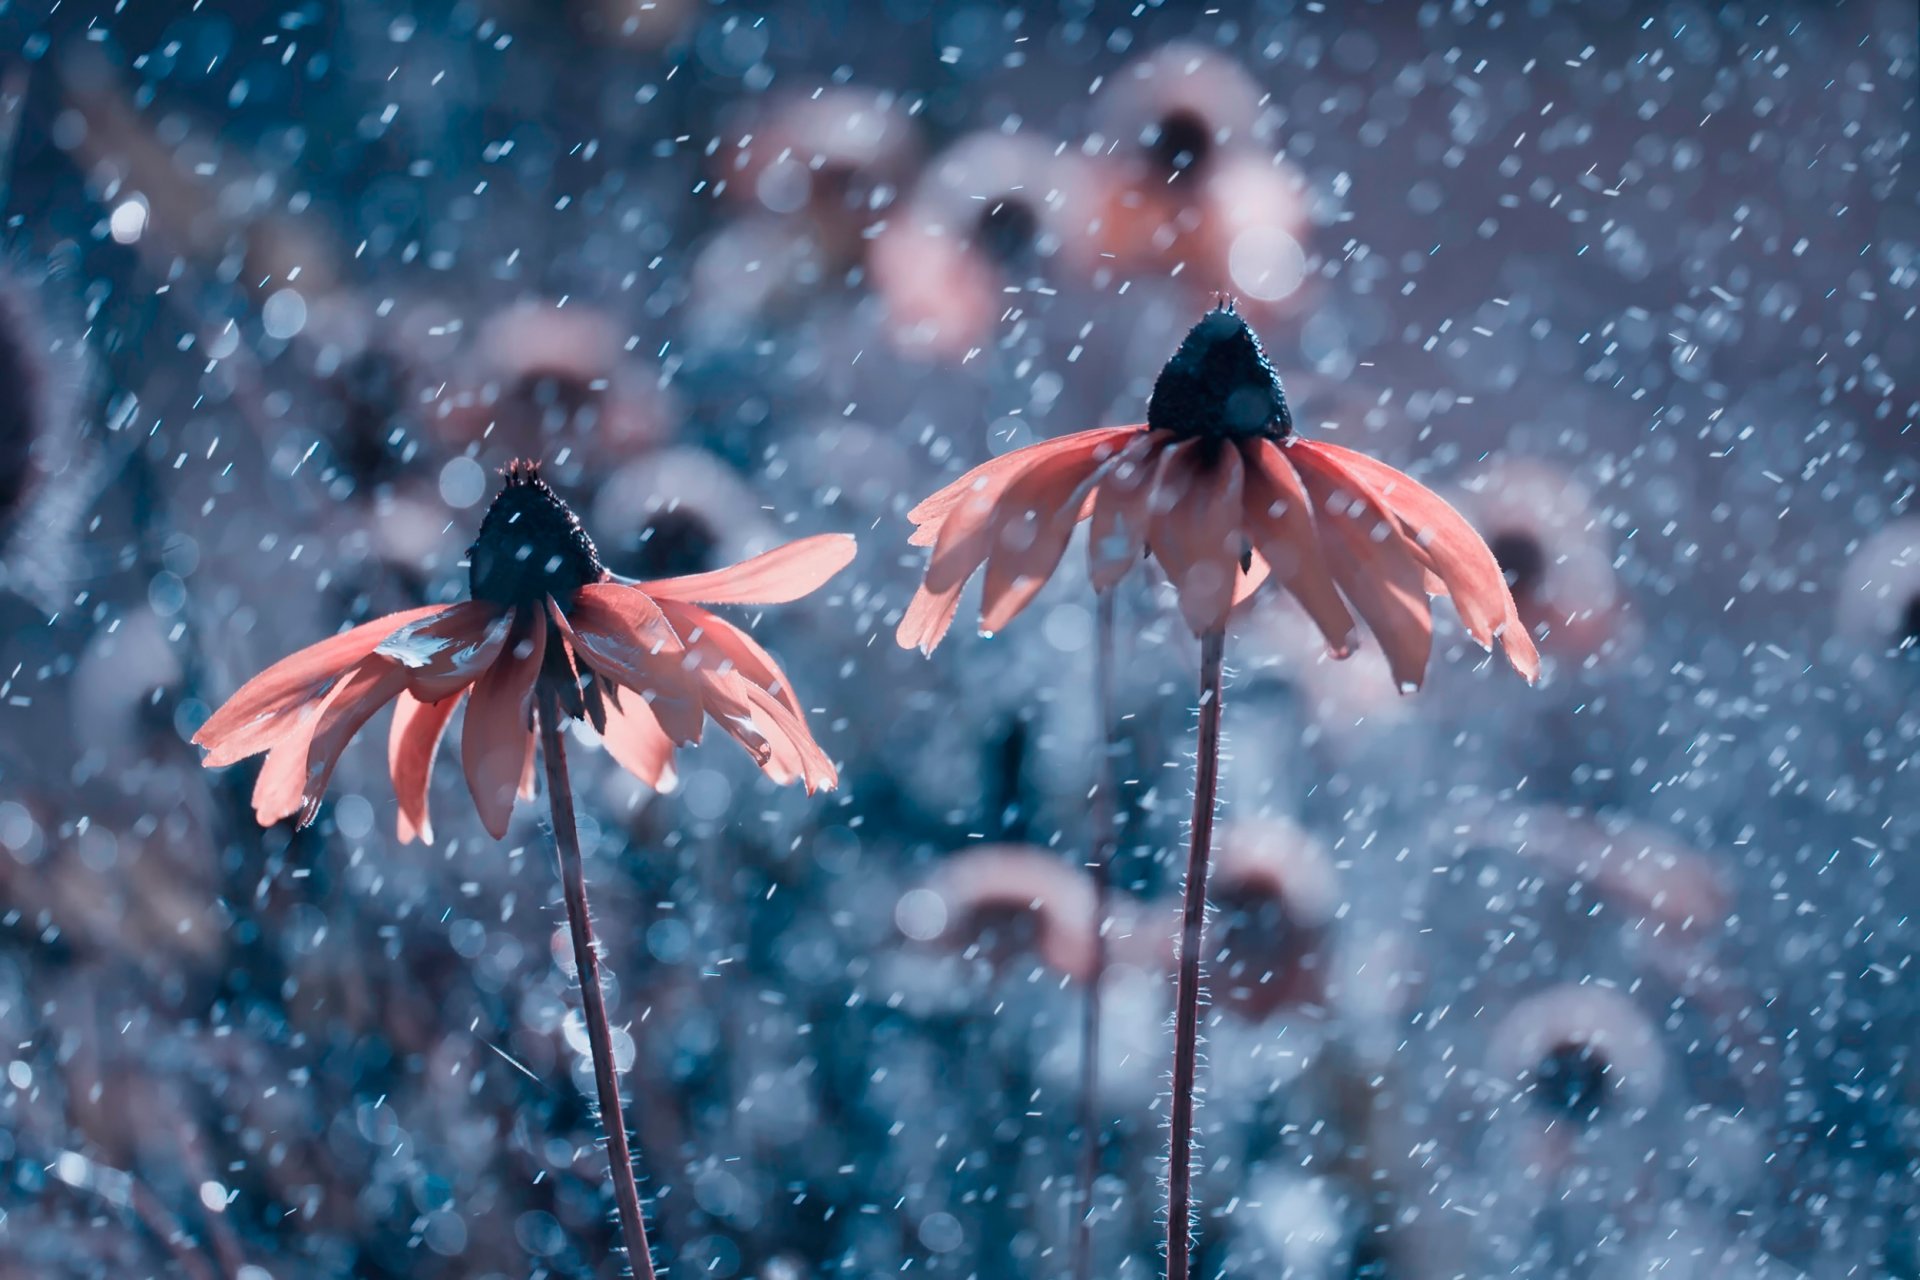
xmin=538 ymin=695 xmax=658 ymax=1280
xmin=1074 ymin=589 xmax=1120 ymax=1280
xmin=1167 ymin=628 xmax=1225 ymax=1280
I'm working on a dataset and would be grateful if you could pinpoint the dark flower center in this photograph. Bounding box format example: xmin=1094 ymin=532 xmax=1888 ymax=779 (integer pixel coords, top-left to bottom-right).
xmin=976 ymin=198 xmax=1039 ymax=270
xmin=468 ymin=460 xmax=606 ymax=609
xmin=1490 ymin=529 xmax=1547 ymax=599
xmin=1531 ymin=1040 xmax=1612 ymax=1121
xmin=1147 ymin=304 xmax=1292 ymax=440
xmin=1148 ymin=108 xmax=1213 ymax=180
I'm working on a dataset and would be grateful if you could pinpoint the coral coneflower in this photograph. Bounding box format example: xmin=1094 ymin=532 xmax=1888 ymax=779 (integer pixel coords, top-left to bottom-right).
xmin=898 ymin=303 xmax=1537 ymax=1280
xmin=195 ymin=460 xmax=852 ymax=1278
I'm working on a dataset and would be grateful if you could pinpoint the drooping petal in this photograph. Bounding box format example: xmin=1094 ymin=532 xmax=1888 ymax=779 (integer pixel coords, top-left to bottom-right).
xmin=977 ymin=450 xmax=1106 ymax=635
xmin=896 ymin=580 xmax=967 ymax=654
xmin=1301 ymin=441 xmax=1539 ymax=682
xmin=251 ymin=658 xmax=409 ymax=828
xmin=1086 ymin=433 xmax=1163 ymax=591
xmin=1147 ymin=440 xmax=1246 ymax=635
xmin=1240 ymin=441 xmax=1358 ymax=656
xmin=644 ymin=533 xmax=857 ymax=606
xmin=599 ymin=687 xmax=680 ymax=792
xmin=389 ymin=690 xmax=460 ymax=845
xmin=907 ymin=427 xmax=1142 ymax=534
xmin=563 ymin=584 xmax=705 ymax=744
xmin=702 ymin=670 xmax=839 ymax=793
xmin=656 ymin=599 xmax=806 ymax=719
xmin=460 ymin=613 xmax=545 ymax=839
xmin=923 ymin=429 xmax=1133 ymax=596
xmin=375 ymin=603 xmax=514 ymax=703
xmin=1288 ymin=441 xmax=1434 ymax=690
xmin=196 ymin=605 xmax=442 ymax=766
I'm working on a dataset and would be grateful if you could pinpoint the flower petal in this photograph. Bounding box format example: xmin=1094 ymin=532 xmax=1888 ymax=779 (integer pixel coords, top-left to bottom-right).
xmin=1086 ymin=434 xmax=1162 ymax=591
xmin=599 ymin=687 xmax=680 ymax=792
xmin=376 ymin=603 xmax=514 ymax=703
xmin=563 ymin=585 xmax=705 ymax=744
xmin=1147 ymin=440 xmax=1245 ymax=635
xmin=923 ymin=430 xmax=1132 ymax=595
xmin=196 ymin=605 xmax=441 ymax=766
xmin=895 ymin=580 xmax=966 ymax=654
xmin=977 ymin=452 xmax=1105 ymax=635
xmin=1287 ymin=441 xmax=1434 ymax=690
xmin=907 ymin=427 xmax=1141 ymax=533
xmin=251 ymin=658 xmax=408 ymax=828
xmin=703 ymin=670 xmax=839 ymax=793
xmin=644 ymin=533 xmax=857 ymax=606
xmin=656 ymin=599 xmax=807 ymax=719
xmin=461 ymin=613 xmax=545 ymax=839
xmin=389 ymin=690 xmax=460 ymax=845
xmin=1240 ymin=441 xmax=1358 ymax=656
xmin=1301 ymin=442 xmax=1539 ymax=682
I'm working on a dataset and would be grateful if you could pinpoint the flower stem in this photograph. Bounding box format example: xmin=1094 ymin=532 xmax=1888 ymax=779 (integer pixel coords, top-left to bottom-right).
xmin=1074 ymin=589 xmax=1119 ymax=1280
xmin=1167 ymin=628 xmax=1225 ymax=1280
xmin=538 ymin=694 xmax=658 ymax=1280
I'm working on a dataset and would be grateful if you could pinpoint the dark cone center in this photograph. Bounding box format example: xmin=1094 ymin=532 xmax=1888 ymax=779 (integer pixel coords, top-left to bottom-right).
xmin=468 ymin=461 xmax=605 ymax=610
xmin=1148 ymin=108 xmax=1213 ymax=181
xmin=976 ymin=198 xmax=1040 ymax=270
xmin=1490 ymin=529 xmax=1548 ymax=599
xmin=1900 ymin=593 xmax=1920 ymax=653
xmin=1532 ymin=1041 xmax=1612 ymax=1121
xmin=1147 ymin=304 xmax=1292 ymax=440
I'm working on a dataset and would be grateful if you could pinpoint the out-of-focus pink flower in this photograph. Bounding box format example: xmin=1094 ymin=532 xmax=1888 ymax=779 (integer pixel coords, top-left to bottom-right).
xmin=1486 ymin=985 xmax=1666 ymax=1123
xmin=905 ymin=845 xmax=1154 ymax=982
xmin=438 ymin=302 xmax=669 ymax=462
xmin=1085 ymin=43 xmax=1315 ymax=318
xmin=871 ymin=132 xmax=1093 ymax=357
xmin=1205 ymin=819 xmax=1338 ymax=1018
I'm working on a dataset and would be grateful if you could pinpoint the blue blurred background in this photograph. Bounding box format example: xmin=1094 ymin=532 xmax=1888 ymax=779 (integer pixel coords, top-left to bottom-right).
xmin=0 ymin=1 xmax=1914 ymax=1276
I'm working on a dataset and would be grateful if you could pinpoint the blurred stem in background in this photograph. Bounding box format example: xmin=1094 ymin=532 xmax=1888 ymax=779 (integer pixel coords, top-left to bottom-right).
xmin=538 ymin=688 xmax=659 ymax=1280
xmin=1075 ymin=588 xmax=1118 ymax=1280
xmin=1167 ymin=628 xmax=1225 ymax=1280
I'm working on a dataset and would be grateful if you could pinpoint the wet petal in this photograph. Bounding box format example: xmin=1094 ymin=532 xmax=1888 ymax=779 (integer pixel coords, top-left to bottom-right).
xmin=1147 ymin=440 xmax=1245 ymax=635
xmin=196 ymin=605 xmax=441 ymax=766
xmin=895 ymin=580 xmax=967 ymax=654
xmin=644 ymin=533 xmax=856 ymax=605
xmin=657 ymin=599 xmax=807 ymax=719
xmin=599 ymin=687 xmax=680 ymax=792
xmin=376 ymin=603 xmax=514 ymax=703
xmin=563 ymin=585 xmax=705 ymax=744
xmin=1241 ymin=441 xmax=1358 ymax=656
xmin=703 ymin=671 xmax=838 ymax=793
xmin=389 ymin=690 xmax=460 ymax=845
xmin=1086 ymin=434 xmax=1162 ymax=591
xmin=907 ymin=427 xmax=1141 ymax=533
xmin=977 ymin=451 xmax=1105 ymax=635
xmin=252 ymin=658 xmax=408 ymax=828
xmin=1304 ymin=442 xmax=1539 ymax=682
xmin=1288 ymin=441 xmax=1433 ymax=691
xmin=924 ymin=430 xmax=1129 ymax=595
xmin=461 ymin=614 xmax=545 ymax=838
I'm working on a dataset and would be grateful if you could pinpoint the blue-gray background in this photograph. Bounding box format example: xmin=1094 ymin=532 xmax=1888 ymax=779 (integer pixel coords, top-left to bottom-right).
xmin=0 ymin=1 xmax=1913 ymax=1276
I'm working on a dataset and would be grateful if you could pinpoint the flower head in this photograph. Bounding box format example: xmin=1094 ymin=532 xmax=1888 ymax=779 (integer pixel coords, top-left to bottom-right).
xmin=897 ymin=303 xmax=1540 ymax=690
xmin=195 ymin=461 xmax=853 ymax=841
